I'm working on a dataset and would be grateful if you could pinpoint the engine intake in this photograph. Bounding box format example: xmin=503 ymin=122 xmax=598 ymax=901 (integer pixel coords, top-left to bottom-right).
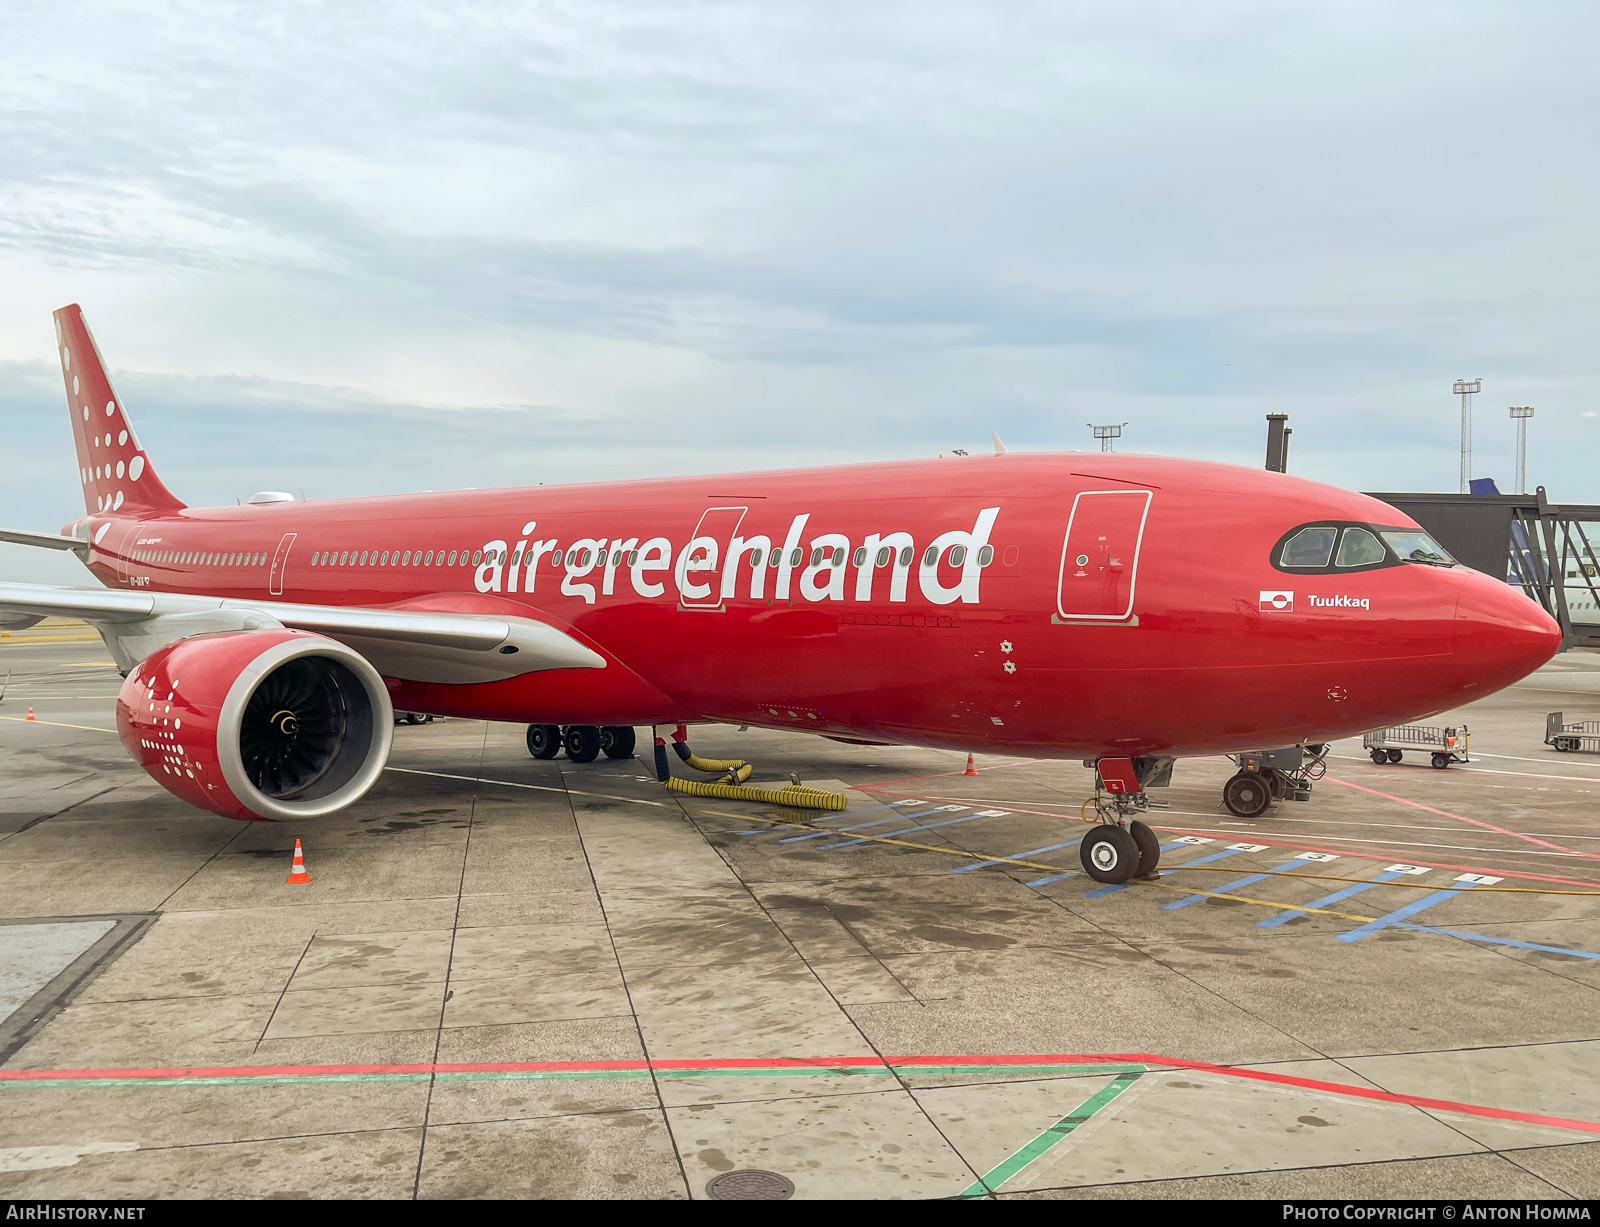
xmin=117 ymin=629 xmax=394 ymax=820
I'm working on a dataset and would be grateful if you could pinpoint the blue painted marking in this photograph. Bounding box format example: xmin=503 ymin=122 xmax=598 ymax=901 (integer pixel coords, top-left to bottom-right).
xmin=1081 ymin=841 xmax=1188 ymax=898
xmin=1335 ymin=884 xmax=1478 ymax=942
xmin=776 ymin=803 xmax=941 ymax=843
xmin=953 ymin=839 xmax=1083 ymax=874
xmin=1027 ymin=872 xmax=1078 ymax=888
xmin=1256 ymin=870 xmax=1405 ymax=929
xmin=822 ymin=811 xmax=995 ymax=850
xmin=1394 ymin=922 xmax=1600 ymax=961
xmin=1162 ymin=858 xmax=1306 ymax=910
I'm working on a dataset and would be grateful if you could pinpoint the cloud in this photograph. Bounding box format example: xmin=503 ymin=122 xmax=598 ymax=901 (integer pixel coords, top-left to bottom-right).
xmin=1 ymin=0 xmax=1598 ymax=578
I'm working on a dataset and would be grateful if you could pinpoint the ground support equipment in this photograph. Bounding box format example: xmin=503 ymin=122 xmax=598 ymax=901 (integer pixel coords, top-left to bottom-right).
xmin=1221 ymin=744 xmax=1328 ymax=817
xmin=653 ymin=725 xmax=847 ymax=811
xmin=1362 ymin=724 xmax=1469 ymax=770
xmin=1546 ymin=712 xmax=1600 ymax=754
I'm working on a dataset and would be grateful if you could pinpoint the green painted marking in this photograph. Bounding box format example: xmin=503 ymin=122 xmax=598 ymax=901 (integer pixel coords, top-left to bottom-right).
xmin=955 ymin=1072 xmax=1143 ymax=1200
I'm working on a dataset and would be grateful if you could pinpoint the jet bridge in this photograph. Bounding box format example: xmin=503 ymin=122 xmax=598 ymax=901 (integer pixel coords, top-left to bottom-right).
xmin=1365 ymin=487 xmax=1600 ymax=651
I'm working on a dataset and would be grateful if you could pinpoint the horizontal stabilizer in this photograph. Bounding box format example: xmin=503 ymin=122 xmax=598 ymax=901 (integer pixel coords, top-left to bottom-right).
xmin=0 ymin=528 xmax=89 ymax=559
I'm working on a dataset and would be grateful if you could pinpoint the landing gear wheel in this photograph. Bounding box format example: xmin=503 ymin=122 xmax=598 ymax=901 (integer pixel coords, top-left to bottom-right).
xmin=1370 ymin=749 xmax=1387 ymax=765
xmin=1222 ymin=771 xmax=1273 ymax=818
xmin=1080 ymin=825 xmax=1139 ymax=884
xmin=526 ymin=723 xmax=561 ymax=759
xmin=1431 ymin=752 xmax=1451 ymax=770
xmin=600 ymin=726 xmax=636 ymax=759
xmin=564 ymin=725 xmax=602 ymax=763
xmin=1387 ymin=749 xmax=1403 ymax=764
xmin=1128 ymin=820 xmax=1161 ymax=879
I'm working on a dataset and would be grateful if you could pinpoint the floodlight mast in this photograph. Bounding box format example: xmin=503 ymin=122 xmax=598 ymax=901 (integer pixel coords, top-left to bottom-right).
xmin=1510 ymin=406 xmax=1534 ymax=495
xmin=1089 ymin=422 xmax=1127 ymax=453
xmin=1453 ymin=379 xmax=1481 ymax=493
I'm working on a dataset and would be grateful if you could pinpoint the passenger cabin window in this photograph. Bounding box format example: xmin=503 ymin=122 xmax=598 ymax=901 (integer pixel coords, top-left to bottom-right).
xmin=1279 ymin=526 xmax=1337 ymax=568
xmin=1336 ymin=527 xmax=1386 ymax=567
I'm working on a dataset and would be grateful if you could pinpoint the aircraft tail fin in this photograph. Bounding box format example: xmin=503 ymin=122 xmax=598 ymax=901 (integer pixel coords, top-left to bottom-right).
xmin=53 ymin=304 xmax=185 ymax=519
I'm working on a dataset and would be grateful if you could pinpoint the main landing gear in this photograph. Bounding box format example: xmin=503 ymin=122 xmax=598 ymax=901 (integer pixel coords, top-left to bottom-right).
xmin=1078 ymin=756 xmax=1170 ymax=885
xmin=525 ymin=724 xmax=637 ymax=762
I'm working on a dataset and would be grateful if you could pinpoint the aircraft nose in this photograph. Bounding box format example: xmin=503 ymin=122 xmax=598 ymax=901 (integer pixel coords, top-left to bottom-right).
xmin=1454 ymin=571 xmax=1561 ymax=690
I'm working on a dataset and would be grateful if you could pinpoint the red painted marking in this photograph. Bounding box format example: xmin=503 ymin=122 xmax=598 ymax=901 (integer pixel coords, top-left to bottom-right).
xmin=7 ymin=1052 xmax=1598 ymax=1135
xmin=1323 ymin=775 xmax=1598 ymax=861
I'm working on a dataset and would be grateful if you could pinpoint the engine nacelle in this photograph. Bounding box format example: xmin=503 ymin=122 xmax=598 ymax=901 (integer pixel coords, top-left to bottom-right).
xmin=117 ymin=629 xmax=394 ymax=821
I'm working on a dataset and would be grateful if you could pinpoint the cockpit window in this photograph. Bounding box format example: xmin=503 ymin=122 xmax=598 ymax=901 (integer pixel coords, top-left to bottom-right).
xmin=1279 ymin=526 xmax=1337 ymax=568
xmin=1379 ymin=529 xmax=1455 ymax=567
xmin=1336 ymin=527 xmax=1387 ymax=567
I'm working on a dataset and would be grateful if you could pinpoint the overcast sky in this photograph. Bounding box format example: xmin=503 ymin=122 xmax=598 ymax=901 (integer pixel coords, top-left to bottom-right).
xmin=4 ymin=1 xmax=1598 ymax=583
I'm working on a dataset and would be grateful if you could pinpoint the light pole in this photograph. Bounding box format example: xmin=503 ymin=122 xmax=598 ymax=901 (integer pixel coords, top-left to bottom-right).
xmin=1510 ymin=406 xmax=1534 ymax=494
xmin=1089 ymin=423 xmax=1126 ymax=453
xmin=1453 ymin=379 xmax=1480 ymax=493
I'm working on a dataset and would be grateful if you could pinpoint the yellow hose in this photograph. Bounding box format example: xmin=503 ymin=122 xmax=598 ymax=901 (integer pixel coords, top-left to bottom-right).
xmin=662 ymin=776 xmax=848 ymax=810
xmin=680 ymin=750 xmax=751 ymax=775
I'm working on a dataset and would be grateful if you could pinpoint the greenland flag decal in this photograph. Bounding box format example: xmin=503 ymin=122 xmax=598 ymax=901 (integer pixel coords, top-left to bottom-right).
xmin=1259 ymin=590 xmax=1294 ymax=612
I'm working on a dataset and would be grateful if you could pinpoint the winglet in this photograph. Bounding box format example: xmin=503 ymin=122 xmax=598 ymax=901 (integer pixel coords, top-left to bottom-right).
xmin=991 ymin=432 xmax=1009 ymax=455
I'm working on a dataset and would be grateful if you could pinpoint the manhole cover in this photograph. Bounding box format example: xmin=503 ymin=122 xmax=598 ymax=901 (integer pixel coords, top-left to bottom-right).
xmin=705 ymin=1169 xmax=795 ymax=1200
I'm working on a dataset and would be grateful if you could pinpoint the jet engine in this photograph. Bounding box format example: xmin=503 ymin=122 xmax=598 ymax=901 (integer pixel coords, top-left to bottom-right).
xmin=116 ymin=629 xmax=394 ymax=820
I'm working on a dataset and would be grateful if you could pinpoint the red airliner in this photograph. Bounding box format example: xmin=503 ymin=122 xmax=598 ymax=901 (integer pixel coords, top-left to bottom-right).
xmin=0 ymin=305 xmax=1560 ymax=883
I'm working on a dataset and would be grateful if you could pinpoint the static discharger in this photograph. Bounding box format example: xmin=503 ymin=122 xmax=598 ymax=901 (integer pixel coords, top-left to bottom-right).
xmin=285 ymin=839 xmax=312 ymax=885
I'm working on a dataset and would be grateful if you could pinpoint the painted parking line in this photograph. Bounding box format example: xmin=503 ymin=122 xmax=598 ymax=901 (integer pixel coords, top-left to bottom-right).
xmin=1081 ymin=841 xmax=1193 ymax=898
xmin=1160 ymin=851 xmax=1328 ymax=910
xmin=778 ymin=802 xmax=960 ymax=844
xmin=1256 ymin=864 xmax=1428 ymax=929
xmin=1393 ymin=922 xmax=1600 ymax=961
xmin=740 ymin=800 xmax=904 ymax=836
xmin=953 ymin=839 xmax=1084 ymax=875
xmin=823 ymin=809 xmax=1008 ymax=850
xmin=1335 ymin=875 xmax=1499 ymax=942
xmin=1077 ymin=840 xmax=1257 ymax=900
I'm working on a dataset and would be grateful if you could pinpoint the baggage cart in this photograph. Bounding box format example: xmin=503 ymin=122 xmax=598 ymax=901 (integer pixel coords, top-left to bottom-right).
xmin=1546 ymin=713 xmax=1600 ymax=754
xmin=1362 ymin=724 xmax=1469 ymax=769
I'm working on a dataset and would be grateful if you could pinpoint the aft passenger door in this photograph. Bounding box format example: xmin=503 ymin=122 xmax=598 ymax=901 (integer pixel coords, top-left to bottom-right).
xmin=1055 ymin=490 xmax=1152 ymax=623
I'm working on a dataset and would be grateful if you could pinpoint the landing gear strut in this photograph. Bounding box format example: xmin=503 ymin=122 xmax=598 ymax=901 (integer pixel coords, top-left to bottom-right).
xmin=1078 ymin=757 xmax=1170 ymax=885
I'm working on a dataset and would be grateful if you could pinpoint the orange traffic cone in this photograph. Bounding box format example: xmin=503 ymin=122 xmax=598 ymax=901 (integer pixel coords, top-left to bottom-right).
xmin=963 ymin=753 xmax=978 ymax=776
xmin=25 ymin=705 xmax=36 ymax=721
xmin=285 ymin=839 xmax=312 ymax=884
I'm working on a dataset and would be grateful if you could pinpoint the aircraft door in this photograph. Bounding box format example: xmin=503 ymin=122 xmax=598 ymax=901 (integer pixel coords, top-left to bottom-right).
xmin=269 ymin=532 xmax=296 ymax=597
xmin=678 ymin=507 xmax=747 ymax=610
xmin=1055 ymin=490 xmax=1152 ymax=622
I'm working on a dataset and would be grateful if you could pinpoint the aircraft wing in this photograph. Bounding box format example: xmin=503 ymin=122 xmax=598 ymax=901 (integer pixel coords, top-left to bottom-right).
xmin=0 ymin=528 xmax=89 ymax=559
xmin=0 ymin=581 xmax=606 ymax=684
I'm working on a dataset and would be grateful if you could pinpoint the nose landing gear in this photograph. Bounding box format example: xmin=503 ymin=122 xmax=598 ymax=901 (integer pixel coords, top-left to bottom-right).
xmin=1078 ymin=757 xmax=1169 ymax=884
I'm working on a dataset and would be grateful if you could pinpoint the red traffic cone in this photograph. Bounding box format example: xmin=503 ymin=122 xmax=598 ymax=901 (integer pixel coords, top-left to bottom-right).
xmin=964 ymin=753 xmax=978 ymax=776
xmin=285 ymin=839 xmax=312 ymax=884
xmin=25 ymin=705 xmax=36 ymax=721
